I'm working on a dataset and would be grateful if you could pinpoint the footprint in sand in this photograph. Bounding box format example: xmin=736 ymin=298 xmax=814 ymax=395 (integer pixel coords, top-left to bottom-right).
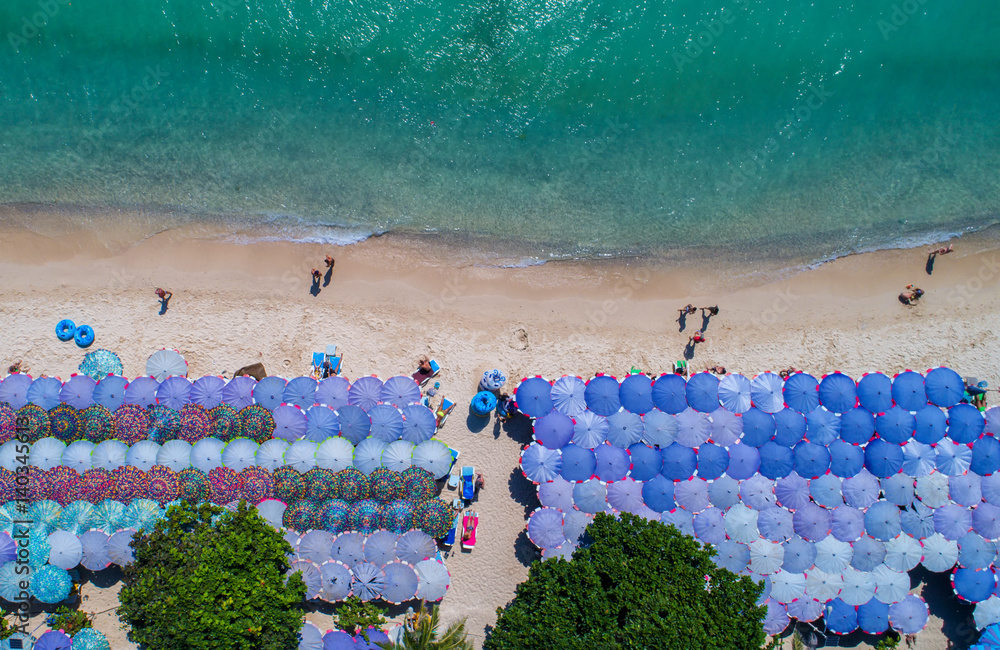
xmin=509 ymin=328 xmax=529 ymax=351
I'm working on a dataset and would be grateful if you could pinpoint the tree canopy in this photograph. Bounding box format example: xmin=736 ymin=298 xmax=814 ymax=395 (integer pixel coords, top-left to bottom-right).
xmin=486 ymin=512 xmax=766 ymax=650
xmin=118 ymin=501 xmax=306 ymax=650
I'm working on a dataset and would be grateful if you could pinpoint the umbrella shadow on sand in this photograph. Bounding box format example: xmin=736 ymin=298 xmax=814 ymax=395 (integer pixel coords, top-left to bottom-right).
xmin=914 ymin=566 xmax=979 ymax=649
xmin=498 ymin=414 xmax=534 ymax=445
xmin=507 ymin=466 xmax=542 ymax=518
xmin=513 ymin=529 xmax=541 ymax=568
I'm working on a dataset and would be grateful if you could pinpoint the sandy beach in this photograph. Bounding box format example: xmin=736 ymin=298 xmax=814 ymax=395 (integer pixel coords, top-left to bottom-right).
xmin=1 ymin=206 xmax=999 ymax=648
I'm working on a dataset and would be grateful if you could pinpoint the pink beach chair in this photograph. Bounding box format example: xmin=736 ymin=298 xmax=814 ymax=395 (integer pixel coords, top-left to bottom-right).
xmin=462 ymin=510 xmax=478 ymax=550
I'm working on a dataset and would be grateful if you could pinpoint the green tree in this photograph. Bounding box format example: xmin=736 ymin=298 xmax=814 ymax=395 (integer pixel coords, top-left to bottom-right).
xmin=118 ymin=501 xmax=306 ymax=650
xmin=336 ymin=596 xmax=387 ymax=638
xmin=381 ymin=603 xmax=473 ymax=650
xmin=485 ymin=513 xmax=766 ymax=650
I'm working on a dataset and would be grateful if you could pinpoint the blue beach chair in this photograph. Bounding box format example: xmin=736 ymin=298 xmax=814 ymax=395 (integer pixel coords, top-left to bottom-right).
xmin=461 ymin=466 xmax=475 ymax=501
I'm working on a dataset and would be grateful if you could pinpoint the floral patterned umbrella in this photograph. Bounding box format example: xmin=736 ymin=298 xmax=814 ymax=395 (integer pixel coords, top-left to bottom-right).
xmin=209 ymin=404 xmax=243 ymax=442
xmin=0 ymin=403 xmax=15 ymax=444
xmin=273 ymin=467 xmax=305 ymax=502
xmin=26 ymin=466 xmax=53 ymax=502
xmin=90 ymin=499 xmax=126 ymax=533
xmin=146 ymin=465 xmax=179 ymax=505
xmin=239 ymin=404 xmax=275 ymax=443
xmin=208 ymin=467 xmax=239 ymax=504
xmin=47 ymin=466 xmax=82 ymax=505
xmin=303 ymin=468 xmax=339 ymax=503
xmin=78 ymin=349 xmax=123 ymax=380
xmin=381 ymin=500 xmax=415 ymax=534
xmin=113 ymin=404 xmax=150 ymax=445
xmin=179 ymin=404 xmax=212 ymax=443
xmin=337 ymin=468 xmax=370 ymax=502
xmin=369 ymin=467 xmax=404 ymax=504
xmin=176 ymin=468 xmax=210 ymax=502
xmin=401 ymin=466 xmax=436 ymax=502
xmin=79 ymin=468 xmax=114 ymax=503
xmin=319 ymin=499 xmax=351 ymax=533
xmin=283 ymin=500 xmax=318 ymax=533
xmin=348 ymin=499 xmax=383 ymax=534
xmin=237 ymin=466 xmax=274 ymax=505
xmin=17 ymin=404 xmax=50 ymax=442
xmin=58 ymin=501 xmax=95 ymax=534
xmin=123 ymin=499 xmax=164 ymax=532
xmin=147 ymin=405 xmax=181 ymax=443
xmin=111 ymin=465 xmax=149 ymax=503
xmin=49 ymin=404 xmax=83 ymax=443
xmin=413 ymin=499 xmax=452 ymax=538
xmin=81 ymin=404 xmax=115 ymax=443
xmin=0 ymin=468 xmax=13 ymax=503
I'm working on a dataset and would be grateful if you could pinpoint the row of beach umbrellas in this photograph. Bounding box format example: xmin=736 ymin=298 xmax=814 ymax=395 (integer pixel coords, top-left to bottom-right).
xmin=2 ymin=436 xmax=455 ymax=479
xmin=289 ymin=556 xmax=449 ymax=604
xmin=298 ymin=624 xmax=391 ymax=650
xmin=514 ymin=368 xmax=991 ymax=420
xmin=762 ymin=594 xmax=929 ymax=636
xmin=0 ymin=628 xmax=110 ymax=650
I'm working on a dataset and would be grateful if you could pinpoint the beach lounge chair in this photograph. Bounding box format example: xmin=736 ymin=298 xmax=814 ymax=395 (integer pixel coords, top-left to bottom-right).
xmin=412 ymin=359 xmax=441 ymax=386
xmin=462 ymin=510 xmax=478 ymax=550
xmin=673 ymin=360 xmax=688 ymax=376
xmin=461 ymin=466 xmax=475 ymax=501
xmin=436 ymin=398 xmax=455 ymax=427
xmin=311 ymin=352 xmax=325 ymax=377
xmin=442 ymin=513 xmax=461 ymax=548
xmin=447 ymin=471 xmax=460 ymax=489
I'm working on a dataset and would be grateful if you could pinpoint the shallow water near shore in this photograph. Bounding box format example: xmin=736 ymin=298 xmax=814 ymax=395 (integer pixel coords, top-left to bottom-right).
xmin=0 ymin=0 xmax=998 ymax=265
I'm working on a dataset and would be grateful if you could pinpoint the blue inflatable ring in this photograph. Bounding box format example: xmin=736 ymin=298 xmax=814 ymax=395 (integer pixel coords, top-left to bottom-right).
xmin=55 ymin=319 xmax=76 ymax=342
xmin=74 ymin=324 xmax=95 ymax=348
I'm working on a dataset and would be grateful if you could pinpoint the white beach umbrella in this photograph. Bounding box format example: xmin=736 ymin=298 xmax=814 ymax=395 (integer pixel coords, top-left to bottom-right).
xmin=916 ymin=472 xmax=950 ymax=508
xmin=814 ymin=536 xmax=853 ymax=573
xmin=62 ymin=440 xmax=96 ymax=473
xmin=191 ymin=438 xmax=225 ymax=473
xmin=256 ymin=499 xmax=287 ymax=529
xmin=285 ymin=440 xmax=319 ymax=473
xmin=749 ymin=539 xmax=784 ymax=575
xmin=975 ymin=596 xmax=1000 ymax=630
xmin=872 ymin=564 xmax=911 ymax=604
xmin=884 ymin=534 xmax=924 ymax=572
xmin=804 ymin=568 xmax=844 ymax=602
xmin=157 ymin=440 xmax=193 ymax=472
xmin=316 ymin=437 xmax=354 ymax=471
xmin=769 ymin=570 xmax=806 ymax=604
xmin=840 ymin=567 xmax=877 ymax=606
xmin=222 ymin=438 xmax=259 ymax=472
xmin=255 ymin=439 xmax=289 ymax=471
xmin=125 ymin=440 xmax=161 ymax=471
xmin=91 ymin=440 xmax=128 ymax=470
xmin=146 ymin=348 xmax=188 ymax=381
xmin=921 ymin=533 xmax=959 ymax=572
xmin=725 ymin=504 xmax=759 ymax=544
xmin=47 ymin=531 xmax=82 ymax=570
xmin=29 ymin=438 xmax=66 ymax=471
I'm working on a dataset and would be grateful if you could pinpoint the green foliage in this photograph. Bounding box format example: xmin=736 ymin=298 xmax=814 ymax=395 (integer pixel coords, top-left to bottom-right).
xmin=0 ymin=617 xmax=15 ymax=640
xmin=336 ymin=596 xmax=387 ymax=637
xmin=875 ymin=633 xmax=900 ymax=650
xmin=485 ymin=513 xmax=767 ymax=650
xmin=48 ymin=606 xmax=92 ymax=636
xmin=118 ymin=501 xmax=305 ymax=650
xmin=380 ymin=602 xmax=473 ymax=650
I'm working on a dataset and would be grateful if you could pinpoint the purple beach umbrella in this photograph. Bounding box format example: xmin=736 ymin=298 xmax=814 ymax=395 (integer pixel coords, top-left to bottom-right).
xmin=124 ymin=376 xmax=159 ymax=408
xmin=521 ymin=443 xmax=562 ymax=483
xmin=516 ymin=376 xmax=555 ymax=418
xmin=60 ymin=374 xmax=97 ymax=410
xmin=28 ymin=376 xmax=63 ymax=410
xmin=315 ymin=376 xmax=351 ymax=410
xmin=156 ymin=376 xmax=192 ymax=410
xmin=551 ymin=375 xmax=587 ymax=416
xmin=92 ymin=375 xmax=128 ymax=412
xmin=284 ymin=376 xmax=319 ymax=410
xmin=190 ymin=376 xmax=226 ymax=409
xmin=221 ymin=375 xmax=256 ymax=410
xmin=527 ymin=507 xmax=566 ymax=549
xmin=718 ymin=374 xmax=752 ymax=414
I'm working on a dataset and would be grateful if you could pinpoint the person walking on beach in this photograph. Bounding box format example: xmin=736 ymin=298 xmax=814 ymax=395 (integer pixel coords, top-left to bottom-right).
xmin=155 ymin=288 xmax=172 ymax=314
xmin=689 ymin=331 xmax=706 ymax=344
xmin=899 ymin=285 xmax=925 ymax=305
xmin=701 ymin=306 xmax=719 ymax=317
xmin=325 ymin=255 xmax=335 ymax=269
xmin=475 ymin=473 xmax=485 ymax=494
xmin=678 ymin=304 xmax=697 ymax=316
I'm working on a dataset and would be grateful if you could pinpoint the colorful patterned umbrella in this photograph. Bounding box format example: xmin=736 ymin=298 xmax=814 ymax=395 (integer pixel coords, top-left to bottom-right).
xmin=208 ymin=404 xmax=242 ymax=442
xmin=319 ymin=499 xmax=351 ymax=533
xmin=109 ymin=404 xmax=148 ymax=445
xmin=78 ymin=350 xmax=123 ymax=381
xmin=33 ymin=564 xmax=72 ymax=604
xmin=110 ymin=465 xmax=148 ymax=503
xmin=23 ymin=465 xmax=53 ymax=502
xmin=29 ymin=500 xmax=63 ymax=532
xmin=238 ymin=404 xmax=274 ymax=443
xmin=401 ymin=467 xmax=435 ymax=502
xmin=147 ymin=405 xmax=180 ymax=443
xmin=337 ymin=468 xmax=370 ymax=502
xmin=208 ymin=467 xmax=239 ymax=504
xmin=348 ymin=499 xmax=382 ymax=534
xmin=381 ymin=500 xmax=415 ymax=534
xmin=0 ymin=468 xmax=12 ymax=503
xmin=72 ymin=627 xmax=111 ymax=650
xmin=413 ymin=498 xmax=451 ymax=538
xmin=48 ymin=404 xmax=83 ymax=443
xmin=237 ymin=466 xmax=273 ymax=504
xmin=146 ymin=465 xmax=179 ymax=505
xmin=176 ymin=468 xmax=210 ymax=502
xmin=123 ymin=499 xmax=164 ymax=532
xmin=283 ymin=500 xmax=318 ymax=533
xmin=178 ymin=404 xmax=212 ymax=443
xmin=81 ymin=405 xmax=115 ymax=443
xmin=0 ymin=403 xmax=16 ymax=444
xmin=273 ymin=466 xmax=305 ymax=502
xmin=58 ymin=501 xmax=95 ymax=534
xmin=369 ymin=467 xmax=404 ymax=503
xmin=18 ymin=404 xmax=50 ymax=442
xmin=47 ymin=466 xmax=81 ymax=505
xmin=89 ymin=499 xmax=126 ymax=534
xmin=79 ymin=468 xmax=113 ymax=503
xmin=303 ymin=468 xmax=338 ymax=503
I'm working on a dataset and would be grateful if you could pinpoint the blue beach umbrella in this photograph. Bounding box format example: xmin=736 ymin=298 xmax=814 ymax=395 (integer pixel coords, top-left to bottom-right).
xmin=380 ymin=561 xmax=419 ymax=605
xmin=892 ymin=371 xmax=927 ymax=412
xmin=126 ymin=440 xmax=161 ymax=471
xmin=124 ymin=499 xmax=164 ymax=532
xmin=331 ymin=531 xmax=367 ymax=566
xmin=758 ymin=507 xmax=793 ymax=543
xmin=831 ymin=506 xmax=865 ymax=542
xmin=607 ymin=479 xmax=646 ymax=514
xmin=718 ymin=374 xmax=752 ymax=414
xmin=368 ymin=404 xmax=404 ymax=442
xmin=787 ymin=599 xmax=824 ymax=625
xmin=858 ymin=598 xmax=891 ymax=634
xmin=750 ymin=372 xmax=784 ymax=413
xmin=865 ymin=438 xmax=904 ymax=478
xmin=686 ymin=373 xmax=720 ymax=413
xmin=902 ymin=441 xmax=937 ymax=477
xmin=628 ymin=443 xmax=662 ymax=481
xmin=157 ymin=439 xmax=192 ymax=471
xmin=675 ymin=478 xmax=711 ymax=512
xmin=829 ymin=440 xmax=864 ymax=478
xmin=123 ymin=376 xmax=159 ymax=408
xmin=190 ymin=376 xmax=226 ymax=409
xmin=538 ymin=476 xmax=574 ymax=510
xmin=955 ymin=568 xmax=997 ymax=603
xmin=0 ymin=534 xmax=13 ymax=564
xmin=641 ymin=474 xmax=675 ymax=512
xmin=696 ymin=443 xmax=729 ymax=480
xmin=772 ymin=409 xmax=806 ymax=447
xmin=774 ymin=472 xmax=810 ymax=509
xmin=692 ymin=507 xmax=726 ymax=545
xmin=793 ymin=441 xmax=830 ymax=479
xmin=559 ymin=444 xmax=596 ymax=482
xmin=619 ymin=374 xmax=654 ymax=415
xmin=584 ymin=375 xmax=620 ymax=417
xmin=156 ymin=376 xmax=191 ymax=410
xmin=781 ymin=536 xmax=817 ymax=573
xmin=191 ymin=437 xmax=224 ymax=472
xmin=573 ymin=410 xmax=608 ymax=449
xmin=515 ymin=376 xmax=555 ymax=418
xmin=858 ymin=372 xmax=894 ymax=414
xmin=959 ymin=533 xmax=996 ymax=570
xmin=272 ymin=404 xmax=308 ymax=442
xmin=33 ymin=564 xmax=72 ymax=604
xmin=758 ymin=442 xmax=794 ymax=480
xmin=973 ymin=503 xmax=1000 ymax=540
xmin=901 ymin=503 xmax=935 ymax=540
xmin=146 ymin=349 xmax=187 ymax=381
xmin=27 ymin=376 xmax=63 ymax=410
xmin=573 ymin=479 xmax=609 ymax=514
xmin=411 ymin=439 xmax=452 ymax=479
xmin=661 ymin=443 xmax=696 ymax=480
xmin=937 ymin=440 xmax=973 ymax=476
xmin=551 ymin=376 xmax=587 ymax=416
xmin=792 ymin=503 xmax=831 ymax=541
xmin=60 ymin=375 xmax=97 ymax=410
xmin=843 ymin=470 xmax=881 ymax=508
xmin=675 ymin=408 xmax=710 ymax=448
xmin=92 ymin=439 xmax=128 ymax=470
xmin=336 ymin=405 xmax=371 ymax=444
xmin=380 ymin=439 xmax=414 ymax=473
xmin=353 ymin=437 xmax=386 ymax=475
xmin=642 ymin=409 xmax=677 ymax=448
xmin=652 ymin=374 xmax=688 ymax=414
xmin=866 ymin=501 xmax=903 ymax=541
xmin=708 ymin=408 xmax=742 ymax=447
xmin=782 ymin=373 xmax=818 ymax=414
xmin=315 ymin=376 xmax=351 ymax=410
xmin=973 ymin=436 xmax=1000 ymax=476
xmin=805 ymin=407 xmax=840 ymax=445
xmin=763 ymin=600 xmax=790 ymax=635
xmin=840 ymin=407 xmax=876 ymax=445
xmin=534 ymin=411 xmax=574 ymax=449
xmin=726 ymin=443 xmax=760 ymax=480
xmin=851 ymin=536 xmax=887 ymax=572
xmin=662 ymin=510 xmax=693 ymax=536
xmin=974 ymin=598 xmax=1000 ymax=632
xmin=825 ymin=598 xmax=859 ymax=635
xmin=882 ymin=473 xmax=915 ymax=506
xmin=989 ymin=407 xmax=1000 ymax=435
xmin=739 ymin=474 xmax=776 ymax=510
xmin=985 ymin=474 xmax=1000 ymax=506
xmin=877 ymin=407 xmax=916 ymax=444
xmin=950 ymin=404 xmax=986 ymax=444
xmin=221 ymin=376 xmax=256 ymax=410
xmin=922 ymin=533 xmax=959 ymax=572
xmin=740 ymin=408 xmax=775 ymax=447
xmin=0 ymin=374 xmax=33 ymax=411
xmin=253 ymin=376 xmax=288 ymax=411
xmin=305 ymin=405 xmax=340 ymax=442
xmin=399 ymin=404 xmax=436 ymax=444
xmin=282 ymin=376 xmax=318 ymax=410
xmin=92 ymin=375 xmax=128 ymax=412
xmin=606 ymin=410 xmax=643 ymax=448
xmin=521 ymin=443 xmax=562 ymax=483
xmin=936 ymin=505 xmax=974 ymax=541
xmin=819 ymin=373 xmax=858 ymax=414
xmin=282 ymin=439 xmax=317 ymax=473
xmin=926 ymin=367 xmax=966 ymax=408
xmin=914 ymin=406 xmax=948 ymax=444
xmin=713 ymin=540 xmax=750 ymax=573
xmin=952 ymin=474 xmax=983 ymax=507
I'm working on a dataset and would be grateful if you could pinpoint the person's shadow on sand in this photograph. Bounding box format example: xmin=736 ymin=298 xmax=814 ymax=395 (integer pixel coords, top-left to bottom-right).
xmin=677 ymin=313 xmax=688 ymax=332
xmin=158 ymin=296 xmax=171 ymax=315
xmin=323 ymin=266 xmax=334 ymax=287
xmin=310 ymin=277 xmax=321 ymax=297
xmin=926 ymin=255 xmax=936 ymax=275
xmin=700 ymin=313 xmax=712 ymax=331
xmin=683 ymin=341 xmax=696 ymax=360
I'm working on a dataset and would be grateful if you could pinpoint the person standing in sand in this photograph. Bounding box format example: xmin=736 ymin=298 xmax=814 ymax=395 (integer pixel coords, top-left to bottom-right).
xmin=701 ymin=306 xmax=719 ymax=317
xmin=325 ymin=255 xmax=335 ymax=269
xmin=689 ymin=331 xmax=705 ymax=344
xmin=678 ymin=304 xmax=696 ymax=316
xmin=155 ymin=288 xmax=172 ymax=313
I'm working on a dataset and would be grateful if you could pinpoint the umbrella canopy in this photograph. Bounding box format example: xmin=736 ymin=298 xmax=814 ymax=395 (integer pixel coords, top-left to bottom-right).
xmin=289 ymin=559 xmax=323 ymax=600
xmin=222 ymin=438 xmax=259 ymax=472
xmin=146 ymin=349 xmax=187 ymax=381
xmin=551 ymin=376 xmax=588 ymax=416
xmin=882 ymin=473 xmax=915 ymax=507
xmin=296 ymin=530 xmax=335 ymax=564
xmin=829 ymin=440 xmax=864 ymax=479
xmin=528 ymin=507 xmax=566 ymax=549
xmin=903 ymin=441 xmax=937 ymax=477
xmin=959 ymin=533 xmax=997 ymax=570
xmin=337 ymin=405 xmax=371 ymax=444
xmin=123 ymin=499 xmax=164 ymax=532
xmin=368 ymin=405 xmax=404 ymax=443
xmin=381 ymin=440 xmax=415 ymax=473
xmin=156 ymin=376 xmax=191 ymax=410
xmin=786 ymin=597 xmax=824 ymax=622
xmin=740 ymin=409 xmax=776 ymax=448
xmin=32 ymin=564 xmax=72 ymax=604
xmin=883 ymin=534 xmax=924 ymax=572
xmin=810 ymin=473 xmax=844 ymax=508
xmin=512 ymin=376 xmax=553 ymax=418
xmin=772 ymin=409 xmax=807 ymax=447
xmin=314 ymin=375 xmax=351 ymax=410
xmin=652 ymin=374 xmax=688 ymax=414
xmin=313 ymin=437 xmax=353 ymax=472
xmin=692 ymin=507 xmax=726 ymax=545
xmin=121 ymin=376 xmax=158 ymax=408
xmin=606 ymin=410 xmax=643 ymax=448
xmin=381 ymin=561 xmax=419 ymax=604
xmin=412 ymin=439 xmax=452 ymax=479
xmin=935 ymin=504 xmax=974 ymax=541
xmin=318 ymin=560 xmax=353 ymax=602
xmin=726 ymin=443 xmax=761 ymax=481
xmin=814 ymin=535 xmax=853 ymax=573
xmin=686 ymin=373 xmax=720 ymax=413
xmin=619 ymin=374 xmax=654 ymax=415
xmin=866 ymin=502 xmax=903 ymax=541
xmin=675 ymin=478 xmax=710 ymax=512
xmin=865 ymin=438 xmax=904 ymax=478
xmin=950 ymin=403 xmax=986 ymax=444
xmin=774 ymin=473 xmax=811 ymax=509
xmin=708 ymin=408 xmax=742 ymax=447
xmin=92 ymin=440 xmax=128 ymax=471
xmin=718 ymin=374 xmax=752 ymax=414
xmin=521 ymin=443 xmax=562 ymax=483
xmin=892 ymin=371 xmax=927 ymax=412
xmin=188 ymin=376 xmax=225 ymax=409
xmin=641 ymin=410 xmax=678 ymax=448
xmin=79 ymin=529 xmax=111 ymax=570
xmin=283 ymin=377 xmax=319 ymax=410
xmin=840 ymin=408 xmax=876 ymax=445
xmin=108 ymin=529 xmax=137 ymax=566
xmin=347 ymin=376 xmax=383 ymax=412
xmin=974 ymin=503 xmax=1000 ymax=540
xmin=583 ymin=375 xmax=620 ymax=417
xmin=858 ymin=372 xmax=892 ymax=413
xmin=399 ymin=405 xmax=436 ymax=444
xmin=973 ymin=436 xmax=1000 ymax=477
xmin=273 ymin=404 xmax=308 ymax=442
xmin=30 ymin=438 xmax=66 ymax=471
xmin=27 ymin=376 xmax=63 ymax=410
xmin=47 ymin=530 xmax=82 ymax=569
xmin=739 ymin=474 xmax=776 ymax=510
xmin=825 ymin=598 xmax=859 ymax=635
xmin=975 ymin=597 xmax=1000 ymax=631
xmin=917 ymin=472 xmax=951 ymax=508
xmin=986 ymin=474 xmax=1000 ymax=506
xmin=221 ymin=376 xmax=256 ymax=410
xmin=750 ymin=372 xmax=784 ymax=413
xmin=661 ymin=443 xmax=696 ymax=480
xmin=955 ymin=568 xmax=997 ymax=603
xmin=763 ymin=600 xmax=790 ymax=635
xmin=783 ymin=373 xmax=819 ymax=414
xmin=35 ymin=630 xmax=72 ymax=650
xmin=725 ymin=504 xmax=759 ymax=544
xmin=573 ymin=480 xmax=609 ymax=514
xmin=820 ymin=373 xmax=858 ymax=414
xmin=805 ymin=407 xmax=840 ymax=446
xmin=642 ymin=475 xmax=676 ymax=512
xmin=572 ymin=410 xmax=608 ymax=449
xmin=793 ymin=441 xmax=830 ymax=479
xmin=841 ymin=567 xmax=877 ymax=606
xmin=256 ymin=499 xmax=287 ymax=528
xmin=713 ymin=540 xmax=750 ymax=573
xmin=305 ymin=404 xmax=340 ymax=442
xmin=594 ymin=444 xmax=630 ymax=482
xmin=925 ymin=367 xmax=965 ymax=408
xmin=831 ymin=506 xmax=865 ymax=543
xmin=873 ymin=564 xmax=911 ymax=604
xmin=877 ymin=407 xmax=916 ymax=444
xmin=252 ymin=376 xmax=288 ymax=411
xmin=707 ymin=475 xmax=740 ymax=510
xmin=675 ymin=409 xmax=710 ymax=448
xmin=793 ymin=503 xmax=831 ymax=541
xmin=749 ymin=538 xmax=784 ymax=575
xmin=414 ymin=558 xmax=451 ymax=602
xmin=952 ymin=474 xmax=984 ymax=507
xmin=538 ymin=476 xmax=575 ymax=511
xmin=770 ymin=570 xmax=806 ymax=603
xmin=191 ymin=438 xmax=225 ymax=473
xmin=60 ymin=375 xmax=97 ymax=410
xmin=851 ymin=535 xmax=887 ymax=572
xmin=696 ymin=443 xmax=728 ymax=480
xmin=285 ymin=440 xmax=319 ymax=473
xmin=0 ymin=373 xmax=32 ymax=410
xmin=922 ymin=533 xmax=960 ymax=572
xmin=395 ymin=529 xmax=436 ymax=564
xmin=805 ymin=568 xmax=844 ymax=602
xmin=914 ymin=406 xmax=948 ymax=445
xmin=125 ymin=440 xmax=161 ymax=471
xmin=559 ymin=444 xmax=596 ymax=482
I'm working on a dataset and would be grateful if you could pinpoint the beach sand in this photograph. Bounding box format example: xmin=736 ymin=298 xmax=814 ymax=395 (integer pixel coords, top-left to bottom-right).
xmin=1 ymin=207 xmax=999 ymax=648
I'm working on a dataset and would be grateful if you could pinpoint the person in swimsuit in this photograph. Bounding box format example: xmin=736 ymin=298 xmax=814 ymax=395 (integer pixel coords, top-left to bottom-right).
xmin=689 ymin=331 xmax=705 ymax=344
xmin=678 ymin=304 xmax=697 ymax=316
xmin=701 ymin=306 xmax=719 ymax=317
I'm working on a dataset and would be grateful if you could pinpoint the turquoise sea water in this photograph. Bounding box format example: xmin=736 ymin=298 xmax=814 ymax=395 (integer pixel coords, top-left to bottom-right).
xmin=0 ymin=0 xmax=998 ymax=264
